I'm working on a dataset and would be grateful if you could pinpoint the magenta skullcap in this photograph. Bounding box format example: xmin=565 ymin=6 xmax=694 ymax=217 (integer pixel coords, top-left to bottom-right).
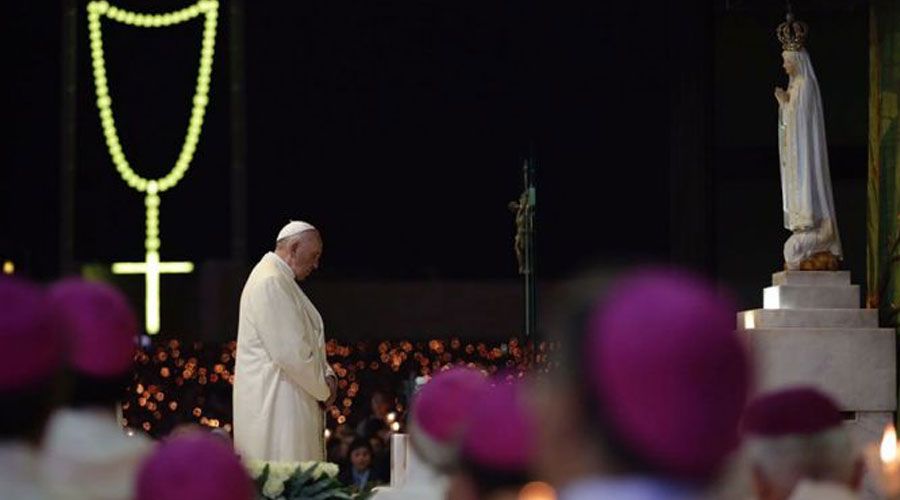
xmin=0 ymin=278 xmax=63 ymax=391
xmin=742 ymin=387 xmax=842 ymax=437
xmin=586 ymin=268 xmax=750 ymax=482
xmin=49 ymin=279 xmax=138 ymax=378
xmin=410 ymin=367 xmax=488 ymax=468
xmin=136 ymin=433 xmax=253 ymax=500
xmin=460 ymin=379 xmax=536 ymax=471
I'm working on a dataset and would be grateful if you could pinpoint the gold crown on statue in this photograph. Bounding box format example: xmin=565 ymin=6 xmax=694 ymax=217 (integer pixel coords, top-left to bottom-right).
xmin=777 ymin=12 xmax=808 ymax=51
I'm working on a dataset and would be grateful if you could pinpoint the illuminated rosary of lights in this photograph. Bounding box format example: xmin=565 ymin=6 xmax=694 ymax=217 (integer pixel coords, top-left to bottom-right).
xmin=87 ymin=0 xmax=216 ymax=333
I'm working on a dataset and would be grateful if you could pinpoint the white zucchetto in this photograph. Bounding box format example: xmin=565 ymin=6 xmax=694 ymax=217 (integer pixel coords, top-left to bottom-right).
xmin=276 ymin=220 xmax=316 ymax=243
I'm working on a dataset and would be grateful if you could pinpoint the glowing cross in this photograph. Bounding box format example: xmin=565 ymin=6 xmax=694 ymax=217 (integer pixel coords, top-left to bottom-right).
xmin=112 ymin=183 xmax=193 ymax=334
xmin=87 ymin=1 xmax=217 ymax=335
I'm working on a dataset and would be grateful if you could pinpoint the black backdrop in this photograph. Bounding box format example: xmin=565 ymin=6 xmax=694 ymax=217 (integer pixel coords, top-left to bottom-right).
xmin=2 ymin=1 xmax=869 ymax=321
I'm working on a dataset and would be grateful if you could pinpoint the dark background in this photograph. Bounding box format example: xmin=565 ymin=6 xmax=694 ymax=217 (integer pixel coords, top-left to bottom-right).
xmin=1 ymin=0 xmax=870 ymax=337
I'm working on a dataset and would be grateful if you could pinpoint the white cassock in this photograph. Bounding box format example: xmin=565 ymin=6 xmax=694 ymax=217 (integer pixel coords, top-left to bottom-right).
xmin=39 ymin=408 xmax=152 ymax=500
xmin=0 ymin=441 xmax=47 ymax=500
xmin=234 ymin=252 xmax=334 ymax=462
xmin=777 ymin=49 xmax=842 ymax=268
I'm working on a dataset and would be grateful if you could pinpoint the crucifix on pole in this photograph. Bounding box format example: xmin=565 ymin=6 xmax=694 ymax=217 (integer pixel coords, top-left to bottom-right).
xmin=510 ymin=157 xmax=537 ymax=337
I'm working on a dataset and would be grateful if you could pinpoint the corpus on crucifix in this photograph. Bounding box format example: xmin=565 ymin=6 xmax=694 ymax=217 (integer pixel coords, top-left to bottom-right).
xmin=509 ymin=158 xmax=536 ymax=337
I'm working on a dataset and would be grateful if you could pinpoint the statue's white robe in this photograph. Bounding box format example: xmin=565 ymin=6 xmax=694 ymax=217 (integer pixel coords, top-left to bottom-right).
xmin=777 ymin=49 xmax=842 ymax=268
xmin=234 ymin=252 xmax=333 ymax=461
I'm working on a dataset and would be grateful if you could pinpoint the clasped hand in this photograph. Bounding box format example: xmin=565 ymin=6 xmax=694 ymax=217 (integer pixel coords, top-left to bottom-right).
xmin=774 ymin=87 xmax=788 ymax=105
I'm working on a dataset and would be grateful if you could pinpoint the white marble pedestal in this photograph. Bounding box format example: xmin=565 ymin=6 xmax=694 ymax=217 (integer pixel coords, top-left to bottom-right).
xmin=738 ymin=271 xmax=896 ymax=500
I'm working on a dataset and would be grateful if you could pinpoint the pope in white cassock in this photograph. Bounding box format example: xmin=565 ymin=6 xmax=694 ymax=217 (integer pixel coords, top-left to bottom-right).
xmin=234 ymin=221 xmax=337 ymax=461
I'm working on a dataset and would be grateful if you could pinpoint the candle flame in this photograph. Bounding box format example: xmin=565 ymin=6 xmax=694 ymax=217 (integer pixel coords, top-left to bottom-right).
xmin=881 ymin=424 xmax=897 ymax=463
xmin=518 ymin=481 xmax=557 ymax=500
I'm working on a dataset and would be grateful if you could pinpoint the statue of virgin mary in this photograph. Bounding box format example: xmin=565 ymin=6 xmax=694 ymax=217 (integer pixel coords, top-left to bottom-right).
xmin=775 ymin=14 xmax=842 ymax=270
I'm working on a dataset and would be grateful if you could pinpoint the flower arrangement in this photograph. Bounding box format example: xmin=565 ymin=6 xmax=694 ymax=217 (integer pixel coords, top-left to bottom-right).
xmin=246 ymin=460 xmax=355 ymax=500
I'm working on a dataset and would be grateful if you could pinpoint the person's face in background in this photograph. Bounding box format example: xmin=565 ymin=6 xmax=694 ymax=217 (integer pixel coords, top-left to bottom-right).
xmin=371 ymin=392 xmax=391 ymax=419
xmin=350 ymin=447 xmax=372 ymax=472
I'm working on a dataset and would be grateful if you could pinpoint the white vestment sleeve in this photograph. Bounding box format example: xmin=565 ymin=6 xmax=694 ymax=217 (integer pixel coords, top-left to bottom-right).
xmin=254 ymin=276 xmax=331 ymax=401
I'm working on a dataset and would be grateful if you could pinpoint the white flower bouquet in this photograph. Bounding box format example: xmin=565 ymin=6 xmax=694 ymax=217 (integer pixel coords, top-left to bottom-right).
xmin=246 ymin=459 xmax=359 ymax=500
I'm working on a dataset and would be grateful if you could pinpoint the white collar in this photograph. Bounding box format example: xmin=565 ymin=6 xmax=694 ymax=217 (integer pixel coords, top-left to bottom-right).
xmin=266 ymin=252 xmax=296 ymax=281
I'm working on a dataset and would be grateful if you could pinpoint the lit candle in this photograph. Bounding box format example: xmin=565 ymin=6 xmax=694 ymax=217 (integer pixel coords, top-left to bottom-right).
xmin=865 ymin=424 xmax=900 ymax=499
xmin=390 ymin=433 xmax=408 ymax=488
xmin=518 ymin=481 xmax=557 ymax=500
xmin=883 ymin=425 xmax=898 ymax=468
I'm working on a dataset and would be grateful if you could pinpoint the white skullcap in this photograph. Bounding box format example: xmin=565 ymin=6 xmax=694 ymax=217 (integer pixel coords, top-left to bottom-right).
xmin=276 ymin=220 xmax=316 ymax=242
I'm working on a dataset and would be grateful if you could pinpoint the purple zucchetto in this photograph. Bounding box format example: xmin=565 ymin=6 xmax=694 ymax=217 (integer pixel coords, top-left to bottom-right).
xmin=459 ymin=380 xmax=535 ymax=471
xmin=742 ymin=387 xmax=843 ymax=437
xmin=136 ymin=433 xmax=254 ymax=500
xmin=0 ymin=278 xmax=62 ymax=391
xmin=49 ymin=279 xmax=138 ymax=378
xmin=409 ymin=367 xmax=488 ymax=468
xmin=585 ymin=268 xmax=751 ymax=482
